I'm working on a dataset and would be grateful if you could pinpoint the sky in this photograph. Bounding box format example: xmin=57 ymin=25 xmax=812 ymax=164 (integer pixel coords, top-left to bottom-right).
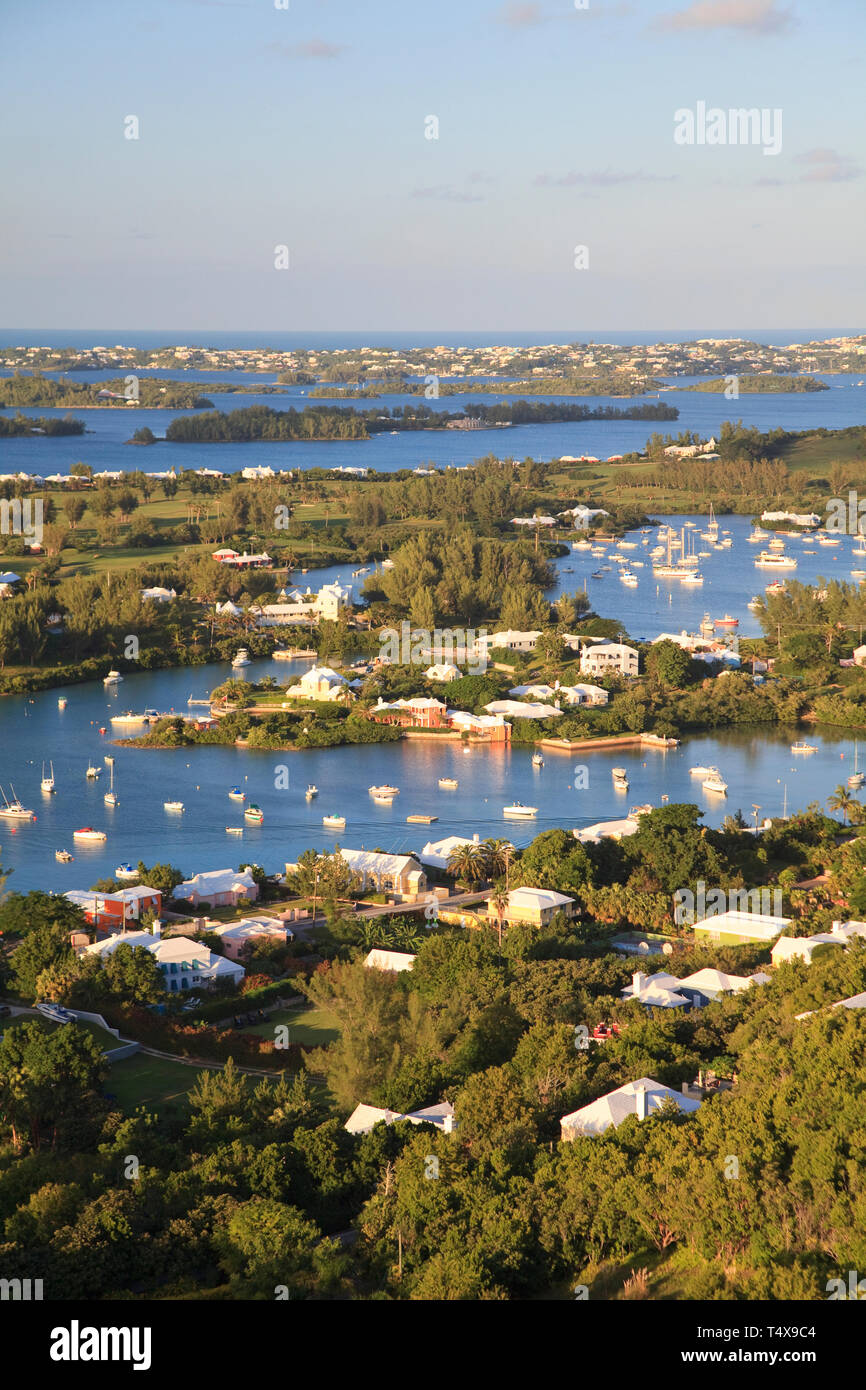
xmin=1 ymin=0 xmax=864 ymax=333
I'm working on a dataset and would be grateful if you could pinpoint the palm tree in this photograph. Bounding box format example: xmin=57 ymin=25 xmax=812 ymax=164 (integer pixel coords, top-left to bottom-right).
xmin=481 ymin=838 xmax=512 ymax=881
xmin=827 ymin=784 xmax=858 ymax=825
xmin=446 ymin=842 xmax=486 ymax=887
xmin=488 ymin=890 xmax=509 ymax=949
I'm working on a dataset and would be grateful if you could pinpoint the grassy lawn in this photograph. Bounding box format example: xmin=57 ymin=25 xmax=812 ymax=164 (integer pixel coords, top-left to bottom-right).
xmin=105 ymin=1052 xmax=203 ymax=1113
xmin=243 ymin=1004 xmax=341 ymax=1046
xmin=3 ymin=1013 xmax=125 ymax=1054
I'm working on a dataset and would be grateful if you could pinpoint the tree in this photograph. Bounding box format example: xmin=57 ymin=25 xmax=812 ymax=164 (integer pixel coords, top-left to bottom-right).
xmin=645 ymin=638 xmax=689 ymax=687
xmin=0 ymin=890 xmax=87 ymax=939
xmin=63 ymin=494 xmax=87 ymax=528
xmin=446 ymin=841 xmax=487 ymax=887
xmin=0 ymin=1020 xmax=107 ymax=1150
xmin=11 ymin=923 xmax=75 ymax=1001
xmin=102 ymin=941 xmax=166 ymax=1004
xmin=135 ymin=861 xmax=185 ymax=899
xmin=827 ymin=785 xmax=859 ymax=826
xmin=217 ymin=1197 xmax=331 ymax=1297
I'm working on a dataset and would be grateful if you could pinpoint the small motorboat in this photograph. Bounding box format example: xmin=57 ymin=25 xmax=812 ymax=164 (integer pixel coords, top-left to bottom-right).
xmin=791 ymin=741 xmax=819 ymax=754
xmin=503 ymin=802 xmax=538 ymax=818
xmin=228 ymin=787 xmax=246 ymax=801
xmin=164 ymin=801 xmax=184 ymax=813
xmin=532 ymin=753 xmax=544 ymax=767
xmin=702 ymin=773 xmax=728 ymax=794
xmin=714 ymin=614 xmax=739 ymax=628
xmin=323 ymin=814 xmax=346 ymax=829
xmin=57 ymin=697 xmax=67 ymax=709
xmin=86 ymin=763 xmax=101 ymax=779
xmin=115 ymin=864 xmax=138 ymax=879
xmin=232 ymin=648 xmax=251 ymax=667
xmin=305 ymin=785 xmax=318 ymax=799
xmin=104 ymin=754 xmax=115 ymax=765
xmin=103 ymin=670 xmax=123 ymax=685
xmin=73 ymin=827 xmax=106 ymax=842
xmin=244 ymin=804 xmax=264 ymax=823
xmin=612 ymin=767 xmax=629 ymax=790
xmin=55 ymin=849 xmax=74 ymax=863
xmin=439 ymin=777 xmax=459 ymax=789
xmin=226 ymin=826 xmax=244 ymax=835
xmin=369 ymin=784 xmax=400 ymax=797
xmin=689 ymin=765 xmax=720 ymax=778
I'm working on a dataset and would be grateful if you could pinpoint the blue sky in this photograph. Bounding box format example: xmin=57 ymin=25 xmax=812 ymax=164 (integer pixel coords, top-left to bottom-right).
xmin=1 ymin=0 xmax=864 ymax=332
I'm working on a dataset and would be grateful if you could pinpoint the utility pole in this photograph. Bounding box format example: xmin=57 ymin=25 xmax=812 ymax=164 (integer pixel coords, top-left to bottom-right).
xmin=751 ymin=804 xmax=761 ymax=832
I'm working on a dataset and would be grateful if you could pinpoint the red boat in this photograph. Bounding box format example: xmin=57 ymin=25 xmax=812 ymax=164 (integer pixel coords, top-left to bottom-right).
xmin=714 ymin=614 xmax=739 ymax=628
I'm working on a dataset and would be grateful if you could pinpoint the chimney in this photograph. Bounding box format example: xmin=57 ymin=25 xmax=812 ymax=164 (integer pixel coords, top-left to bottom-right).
xmin=632 ymin=971 xmax=646 ymax=995
xmin=442 ymin=1114 xmax=455 ymax=1134
xmin=635 ymin=1083 xmax=648 ymax=1121
xmin=152 ymin=919 xmax=162 ymax=938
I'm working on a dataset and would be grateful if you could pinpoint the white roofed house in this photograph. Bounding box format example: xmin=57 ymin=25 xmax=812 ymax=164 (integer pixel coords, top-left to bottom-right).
xmin=474 ymin=629 xmax=543 ymax=656
xmin=579 ymin=642 xmax=639 ymax=678
xmin=82 ymin=929 xmax=245 ymax=992
xmin=483 ymin=700 xmax=562 ymax=720
xmin=284 ymin=665 xmax=351 ymax=702
xmin=140 ymin=586 xmax=177 ymax=602
xmin=364 ymin=949 xmax=417 ymax=972
xmin=209 ymin=916 xmax=294 ymax=961
xmin=692 ymin=909 xmax=790 ymax=947
xmin=173 ymin=867 xmax=259 ymax=909
xmin=770 ymin=932 xmax=846 ymax=966
xmin=621 ymin=970 xmax=691 ymax=1010
xmin=344 ymin=1101 xmax=455 ymax=1135
xmin=340 ymin=849 xmax=427 ymax=897
xmin=425 ymin=662 xmax=462 ymax=682
xmin=488 ymin=887 xmax=576 ymax=928
xmin=560 ymin=1078 xmax=701 ymax=1140
xmin=419 ymin=832 xmax=491 ymax=871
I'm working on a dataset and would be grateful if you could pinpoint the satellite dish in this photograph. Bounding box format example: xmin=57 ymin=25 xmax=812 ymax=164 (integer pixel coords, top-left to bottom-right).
xmin=637 ymin=940 xmax=650 ymax=953
xmin=662 ymin=942 xmax=674 ymax=955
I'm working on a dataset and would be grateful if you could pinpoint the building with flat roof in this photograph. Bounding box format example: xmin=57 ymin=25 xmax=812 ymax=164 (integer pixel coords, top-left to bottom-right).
xmin=692 ymin=910 xmax=790 ymax=946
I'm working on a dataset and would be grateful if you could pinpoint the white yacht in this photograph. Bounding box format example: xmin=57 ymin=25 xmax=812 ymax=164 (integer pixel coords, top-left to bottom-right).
xmin=690 ymin=764 xmax=720 ymax=778
xmin=438 ymin=777 xmax=459 ymax=789
xmin=503 ymin=802 xmax=538 ymax=818
xmin=0 ymin=784 xmax=35 ymax=820
xmin=232 ymin=648 xmax=251 ymax=667
xmin=369 ymin=784 xmax=400 ymax=797
xmin=323 ymin=814 xmax=346 ymax=829
xmin=755 ymin=551 xmax=797 ymax=569
xmin=103 ymin=670 xmax=123 ymax=685
xmin=702 ymin=773 xmax=728 ymax=794
xmin=611 ymin=767 xmax=629 ymax=790
xmin=164 ymin=801 xmax=184 ymax=812
xmin=40 ymin=761 xmax=56 ymax=793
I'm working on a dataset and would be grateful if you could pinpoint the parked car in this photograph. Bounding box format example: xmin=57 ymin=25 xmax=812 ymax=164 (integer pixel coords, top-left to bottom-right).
xmin=233 ymin=1015 xmax=246 ymax=1027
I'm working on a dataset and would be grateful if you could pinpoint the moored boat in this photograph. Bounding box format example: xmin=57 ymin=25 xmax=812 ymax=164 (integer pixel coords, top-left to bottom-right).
xmin=55 ymin=849 xmax=74 ymax=862
xmin=438 ymin=777 xmax=459 ymax=789
xmin=0 ymin=784 xmax=35 ymax=820
xmin=323 ymin=814 xmax=346 ymax=829
xmin=503 ymin=802 xmax=538 ymax=817
xmin=244 ymin=804 xmax=264 ymax=823
xmin=73 ymin=827 xmax=106 ymax=842
xmin=702 ymin=773 xmax=728 ymax=793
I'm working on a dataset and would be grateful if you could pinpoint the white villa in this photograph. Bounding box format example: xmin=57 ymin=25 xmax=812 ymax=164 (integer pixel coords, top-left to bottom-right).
xmin=344 ymin=1101 xmax=455 ymax=1134
xmin=283 ymin=665 xmax=350 ymax=701
xmin=252 ymin=582 xmax=352 ymax=626
xmin=579 ymin=642 xmax=639 ymax=678
xmin=83 ymin=928 xmax=245 ymax=992
xmin=561 ymin=1078 xmax=701 ymax=1140
xmin=340 ymin=849 xmax=427 ymax=896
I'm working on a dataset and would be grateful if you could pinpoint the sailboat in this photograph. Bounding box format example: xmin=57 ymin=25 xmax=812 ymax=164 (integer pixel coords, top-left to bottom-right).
xmin=849 ymin=742 xmax=865 ymax=789
xmin=707 ymin=502 xmax=719 ymax=541
xmin=104 ymin=763 xmax=119 ymax=806
xmin=40 ymin=761 xmax=56 ymax=793
xmin=0 ymin=784 xmax=35 ymax=820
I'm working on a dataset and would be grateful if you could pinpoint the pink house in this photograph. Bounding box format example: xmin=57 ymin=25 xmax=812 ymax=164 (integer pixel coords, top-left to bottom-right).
xmin=173 ymin=867 xmax=259 ymax=909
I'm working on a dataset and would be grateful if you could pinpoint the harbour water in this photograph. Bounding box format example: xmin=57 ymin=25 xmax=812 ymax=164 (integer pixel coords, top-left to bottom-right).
xmin=2 ymin=371 xmax=864 ymax=479
xmin=0 ymin=651 xmax=858 ymax=894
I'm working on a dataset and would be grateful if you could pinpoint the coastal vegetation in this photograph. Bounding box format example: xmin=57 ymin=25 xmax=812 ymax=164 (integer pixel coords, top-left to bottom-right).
xmin=677 ymin=374 xmax=830 ymax=393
